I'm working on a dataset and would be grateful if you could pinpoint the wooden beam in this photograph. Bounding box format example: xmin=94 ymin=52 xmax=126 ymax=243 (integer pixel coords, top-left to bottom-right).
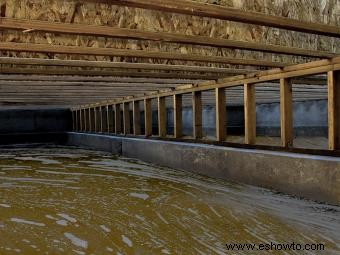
xmin=75 ymin=110 xmax=79 ymax=131
xmin=89 ymin=108 xmax=93 ymax=132
xmin=280 ymin=78 xmax=293 ymax=148
xmin=144 ymin=99 xmax=152 ymax=136
xmin=133 ymin=101 xmax=141 ymax=135
xmin=244 ymin=83 xmax=256 ymax=145
xmin=85 ymin=57 xmax=340 ymax=107
xmin=173 ymin=94 xmax=182 ymax=138
xmin=0 ymin=67 xmax=225 ymax=80
xmin=158 ymin=96 xmax=167 ymax=137
xmin=89 ymin=0 xmax=340 ymax=37
xmin=0 ymin=57 xmax=253 ymax=74
xmin=0 ymin=42 xmax=287 ymax=67
xmin=114 ymin=104 xmax=122 ymax=134
xmin=107 ymin=105 xmax=114 ymax=133
xmin=72 ymin=111 xmax=76 ymax=131
xmin=123 ymin=102 xmax=131 ymax=134
xmin=83 ymin=108 xmax=87 ymax=132
xmin=192 ymin=91 xmax=202 ymax=139
xmin=215 ymin=87 xmax=226 ymax=141
xmin=328 ymin=70 xmax=340 ymax=150
xmin=0 ymin=18 xmax=334 ymax=58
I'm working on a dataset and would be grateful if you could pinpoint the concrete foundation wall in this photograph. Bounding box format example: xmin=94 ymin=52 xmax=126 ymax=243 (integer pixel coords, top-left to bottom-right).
xmin=67 ymin=132 xmax=340 ymax=206
xmin=0 ymin=108 xmax=72 ymax=134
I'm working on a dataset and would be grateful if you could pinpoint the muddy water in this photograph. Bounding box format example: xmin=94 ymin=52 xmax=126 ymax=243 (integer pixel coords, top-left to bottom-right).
xmin=0 ymin=146 xmax=339 ymax=255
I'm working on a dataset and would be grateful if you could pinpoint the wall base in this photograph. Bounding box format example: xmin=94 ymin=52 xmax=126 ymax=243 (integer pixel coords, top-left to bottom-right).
xmin=67 ymin=132 xmax=340 ymax=206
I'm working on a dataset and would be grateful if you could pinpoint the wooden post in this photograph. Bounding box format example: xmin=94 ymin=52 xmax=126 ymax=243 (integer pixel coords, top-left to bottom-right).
xmin=80 ymin=109 xmax=84 ymax=132
xmin=72 ymin=111 xmax=75 ymax=131
xmin=123 ymin=102 xmax=131 ymax=134
xmin=144 ymin=99 xmax=152 ymax=136
xmin=107 ymin=105 xmax=114 ymax=133
xmin=89 ymin=108 xmax=93 ymax=132
xmin=158 ymin=96 xmax=167 ymax=137
xmin=215 ymin=87 xmax=226 ymax=141
xmin=244 ymin=83 xmax=256 ymax=145
xmin=192 ymin=91 xmax=202 ymax=139
xmin=328 ymin=70 xmax=340 ymax=150
xmin=94 ymin=107 xmax=97 ymax=132
xmin=280 ymin=78 xmax=293 ymax=147
xmin=173 ymin=94 xmax=182 ymax=138
xmin=115 ymin=104 xmax=122 ymax=134
xmin=133 ymin=101 xmax=141 ymax=135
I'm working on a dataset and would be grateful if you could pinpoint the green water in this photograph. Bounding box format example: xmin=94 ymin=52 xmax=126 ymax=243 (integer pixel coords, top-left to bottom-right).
xmin=0 ymin=146 xmax=339 ymax=254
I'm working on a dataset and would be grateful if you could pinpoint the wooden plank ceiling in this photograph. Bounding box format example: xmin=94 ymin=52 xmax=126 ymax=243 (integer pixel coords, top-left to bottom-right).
xmin=0 ymin=0 xmax=338 ymax=107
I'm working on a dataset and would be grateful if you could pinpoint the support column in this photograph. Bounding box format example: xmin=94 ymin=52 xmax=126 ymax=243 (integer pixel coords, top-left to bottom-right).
xmin=107 ymin=105 xmax=114 ymax=133
xmin=244 ymin=83 xmax=256 ymax=145
xmin=173 ymin=94 xmax=182 ymax=138
xmin=280 ymin=78 xmax=293 ymax=148
xmin=158 ymin=96 xmax=167 ymax=137
xmin=115 ymin=104 xmax=121 ymax=134
xmin=328 ymin=70 xmax=340 ymax=150
xmin=72 ymin=111 xmax=76 ymax=131
xmin=80 ymin=110 xmax=83 ymax=132
xmin=215 ymin=87 xmax=226 ymax=141
xmin=123 ymin=102 xmax=131 ymax=135
xmin=83 ymin=109 xmax=87 ymax=132
xmin=144 ymin=99 xmax=152 ymax=137
xmin=192 ymin=91 xmax=202 ymax=139
xmin=99 ymin=106 xmax=104 ymax=133
xmin=89 ymin=108 xmax=93 ymax=132
xmin=133 ymin=101 xmax=141 ymax=135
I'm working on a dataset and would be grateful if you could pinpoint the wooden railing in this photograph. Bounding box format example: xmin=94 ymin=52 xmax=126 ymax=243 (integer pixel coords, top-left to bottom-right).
xmin=71 ymin=57 xmax=340 ymax=152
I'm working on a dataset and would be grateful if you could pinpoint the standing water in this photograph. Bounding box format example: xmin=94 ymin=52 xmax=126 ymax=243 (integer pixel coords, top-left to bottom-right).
xmin=0 ymin=146 xmax=339 ymax=254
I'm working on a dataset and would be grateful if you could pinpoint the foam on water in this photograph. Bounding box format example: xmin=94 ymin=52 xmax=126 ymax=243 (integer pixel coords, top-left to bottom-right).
xmin=0 ymin=146 xmax=339 ymax=254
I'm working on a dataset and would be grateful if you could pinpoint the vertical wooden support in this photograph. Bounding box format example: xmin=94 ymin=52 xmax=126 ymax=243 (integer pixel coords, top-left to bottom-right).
xmin=94 ymin=107 xmax=97 ymax=132
xmin=328 ymin=70 xmax=340 ymax=150
xmin=115 ymin=104 xmax=121 ymax=134
xmin=192 ymin=91 xmax=202 ymax=139
xmin=158 ymin=96 xmax=167 ymax=137
xmin=99 ymin=106 xmax=103 ymax=133
xmin=133 ymin=101 xmax=141 ymax=135
xmin=173 ymin=94 xmax=182 ymax=138
xmin=88 ymin=108 xmax=92 ymax=132
xmin=244 ymin=83 xmax=256 ymax=145
xmin=123 ymin=102 xmax=131 ymax=134
xmin=76 ymin=110 xmax=80 ymax=131
xmin=107 ymin=105 xmax=113 ymax=133
xmin=144 ymin=99 xmax=152 ymax=136
xmin=79 ymin=109 xmax=83 ymax=132
xmin=83 ymin=109 xmax=87 ymax=132
xmin=280 ymin=78 xmax=293 ymax=148
xmin=72 ymin=111 xmax=75 ymax=131
xmin=215 ymin=87 xmax=226 ymax=141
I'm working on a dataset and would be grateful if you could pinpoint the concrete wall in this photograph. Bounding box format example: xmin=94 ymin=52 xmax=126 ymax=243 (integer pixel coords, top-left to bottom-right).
xmin=0 ymin=108 xmax=72 ymax=134
xmin=67 ymin=133 xmax=340 ymax=206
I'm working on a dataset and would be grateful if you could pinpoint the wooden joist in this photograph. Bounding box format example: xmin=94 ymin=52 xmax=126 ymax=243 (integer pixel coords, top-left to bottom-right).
xmin=133 ymin=101 xmax=141 ymax=135
xmin=192 ymin=91 xmax=202 ymax=139
xmin=158 ymin=96 xmax=167 ymax=137
xmin=0 ymin=18 xmax=335 ymax=58
xmin=0 ymin=42 xmax=287 ymax=67
xmin=173 ymin=94 xmax=182 ymax=138
xmin=114 ymin=104 xmax=121 ymax=134
xmin=87 ymin=0 xmax=340 ymax=37
xmin=0 ymin=57 xmax=253 ymax=74
xmin=0 ymin=67 xmax=226 ymax=80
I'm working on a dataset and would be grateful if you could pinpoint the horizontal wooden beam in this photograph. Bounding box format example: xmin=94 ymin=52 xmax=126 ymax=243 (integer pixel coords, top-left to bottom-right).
xmin=0 ymin=18 xmax=335 ymax=58
xmin=87 ymin=0 xmax=340 ymax=37
xmin=0 ymin=42 xmax=288 ymax=67
xmin=74 ymin=56 xmax=340 ymax=108
xmin=0 ymin=57 xmax=252 ymax=74
xmin=0 ymin=67 xmax=223 ymax=79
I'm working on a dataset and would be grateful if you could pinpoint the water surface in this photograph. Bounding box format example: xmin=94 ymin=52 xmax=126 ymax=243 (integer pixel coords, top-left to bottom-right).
xmin=0 ymin=146 xmax=339 ymax=254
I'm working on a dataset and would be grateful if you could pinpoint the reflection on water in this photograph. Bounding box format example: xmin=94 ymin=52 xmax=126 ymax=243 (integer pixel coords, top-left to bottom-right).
xmin=0 ymin=146 xmax=339 ymax=254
